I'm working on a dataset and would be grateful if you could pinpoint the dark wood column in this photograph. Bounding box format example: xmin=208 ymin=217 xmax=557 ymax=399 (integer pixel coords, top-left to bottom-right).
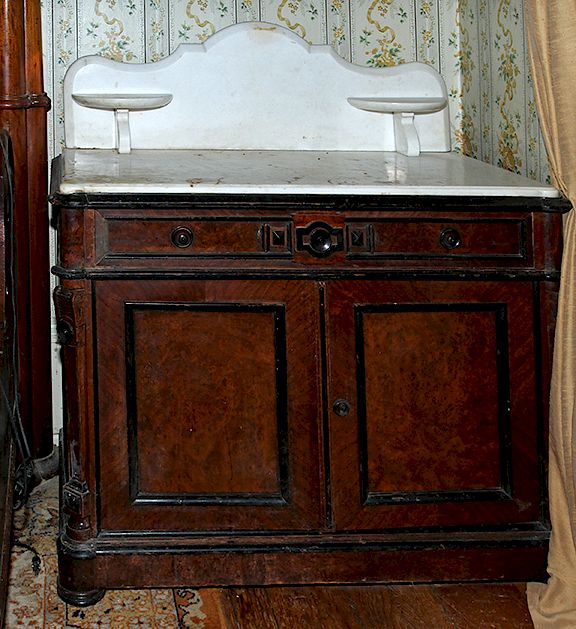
xmin=0 ymin=0 xmax=53 ymax=458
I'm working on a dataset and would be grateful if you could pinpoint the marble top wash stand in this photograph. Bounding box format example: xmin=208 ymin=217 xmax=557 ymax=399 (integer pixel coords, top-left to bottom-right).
xmin=51 ymin=21 xmax=568 ymax=606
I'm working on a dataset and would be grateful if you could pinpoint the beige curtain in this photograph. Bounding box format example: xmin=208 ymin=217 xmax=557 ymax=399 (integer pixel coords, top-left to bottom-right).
xmin=525 ymin=2 xmax=576 ymax=627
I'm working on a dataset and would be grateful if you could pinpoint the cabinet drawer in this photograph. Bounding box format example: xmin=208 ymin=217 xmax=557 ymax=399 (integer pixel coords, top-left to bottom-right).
xmin=100 ymin=216 xmax=292 ymax=258
xmin=346 ymin=218 xmax=529 ymax=260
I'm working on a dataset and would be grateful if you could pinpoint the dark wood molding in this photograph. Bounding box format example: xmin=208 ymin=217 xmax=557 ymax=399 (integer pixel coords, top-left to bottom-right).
xmin=0 ymin=92 xmax=51 ymax=110
xmin=0 ymin=0 xmax=53 ymax=458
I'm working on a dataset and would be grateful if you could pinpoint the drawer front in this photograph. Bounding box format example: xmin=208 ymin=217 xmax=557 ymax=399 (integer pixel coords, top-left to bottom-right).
xmin=346 ymin=218 xmax=529 ymax=260
xmin=102 ymin=217 xmax=292 ymax=257
xmin=91 ymin=210 xmax=535 ymax=270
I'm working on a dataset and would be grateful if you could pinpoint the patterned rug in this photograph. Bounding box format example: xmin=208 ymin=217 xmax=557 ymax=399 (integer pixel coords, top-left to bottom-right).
xmin=5 ymin=477 xmax=220 ymax=628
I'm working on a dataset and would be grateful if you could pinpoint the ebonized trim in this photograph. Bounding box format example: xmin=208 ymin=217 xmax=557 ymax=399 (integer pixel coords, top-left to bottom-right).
xmin=49 ymin=187 xmax=572 ymax=214
xmin=124 ymin=301 xmax=290 ymax=507
xmin=91 ymin=532 xmax=550 ymax=555
xmin=52 ymin=266 xmax=562 ymax=282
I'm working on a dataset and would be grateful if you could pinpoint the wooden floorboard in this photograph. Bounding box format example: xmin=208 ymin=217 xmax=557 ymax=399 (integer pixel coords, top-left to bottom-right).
xmin=211 ymin=584 xmax=534 ymax=629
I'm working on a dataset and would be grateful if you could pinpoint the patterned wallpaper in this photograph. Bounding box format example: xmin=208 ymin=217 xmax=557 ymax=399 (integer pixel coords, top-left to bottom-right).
xmin=457 ymin=0 xmax=549 ymax=182
xmin=40 ymin=0 xmax=550 ymax=183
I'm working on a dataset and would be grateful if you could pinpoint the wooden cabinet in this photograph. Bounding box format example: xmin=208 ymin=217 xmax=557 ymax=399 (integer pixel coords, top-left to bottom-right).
xmin=51 ymin=186 xmax=570 ymax=605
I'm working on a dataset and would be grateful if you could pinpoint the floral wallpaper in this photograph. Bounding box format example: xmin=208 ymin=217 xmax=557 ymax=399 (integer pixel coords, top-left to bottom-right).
xmin=41 ymin=0 xmax=549 ymax=183
xmin=458 ymin=0 xmax=549 ymax=182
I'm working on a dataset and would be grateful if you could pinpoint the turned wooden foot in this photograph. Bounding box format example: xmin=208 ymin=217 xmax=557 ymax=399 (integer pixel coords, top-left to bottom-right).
xmin=57 ymin=581 xmax=105 ymax=607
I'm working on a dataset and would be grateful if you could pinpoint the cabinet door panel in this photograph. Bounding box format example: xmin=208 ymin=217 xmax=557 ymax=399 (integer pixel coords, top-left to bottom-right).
xmin=96 ymin=279 xmax=323 ymax=532
xmin=326 ymin=280 xmax=542 ymax=530
xmin=130 ymin=306 xmax=285 ymax=497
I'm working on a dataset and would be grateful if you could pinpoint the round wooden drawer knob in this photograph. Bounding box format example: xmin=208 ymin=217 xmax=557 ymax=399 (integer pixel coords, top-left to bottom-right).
xmin=171 ymin=226 xmax=194 ymax=248
xmin=439 ymin=227 xmax=462 ymax=250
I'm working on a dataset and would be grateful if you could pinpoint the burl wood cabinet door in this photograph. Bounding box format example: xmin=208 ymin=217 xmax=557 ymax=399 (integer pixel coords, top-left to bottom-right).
xmin=95 ymin=279 xmax=323 ymax=532
xmin=326 ymin=280 xmax=543 ymax=531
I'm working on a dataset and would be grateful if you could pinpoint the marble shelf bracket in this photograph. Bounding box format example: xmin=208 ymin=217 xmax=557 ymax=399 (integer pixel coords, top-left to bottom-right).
xmin=115 ymin=109 xmax=131 ymax=154
xmin=393 ymin=111 xmax=419 ymax=157
xmin=347 ymin=96 xmax=448 ymax=157
xmin=71 ymin=93 xmax=173 ymax=154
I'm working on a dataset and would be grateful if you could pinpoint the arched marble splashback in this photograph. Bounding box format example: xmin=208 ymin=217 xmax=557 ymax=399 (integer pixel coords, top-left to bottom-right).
xmin=41 ymin=0 xmax=549 ymax=183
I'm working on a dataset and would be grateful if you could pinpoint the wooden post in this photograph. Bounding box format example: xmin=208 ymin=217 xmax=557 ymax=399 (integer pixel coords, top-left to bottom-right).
xmin=0 ymin=0 xmax=53 ymax=459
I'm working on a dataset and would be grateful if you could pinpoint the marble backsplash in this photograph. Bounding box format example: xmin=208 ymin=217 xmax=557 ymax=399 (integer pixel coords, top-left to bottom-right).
xmin=41 ymin=0 xmax=550 ymax=182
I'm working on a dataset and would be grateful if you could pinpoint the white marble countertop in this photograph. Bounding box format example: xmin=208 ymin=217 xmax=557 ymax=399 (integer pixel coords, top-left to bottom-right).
xmin=56 ymin=149 xmax=560 ymax=198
